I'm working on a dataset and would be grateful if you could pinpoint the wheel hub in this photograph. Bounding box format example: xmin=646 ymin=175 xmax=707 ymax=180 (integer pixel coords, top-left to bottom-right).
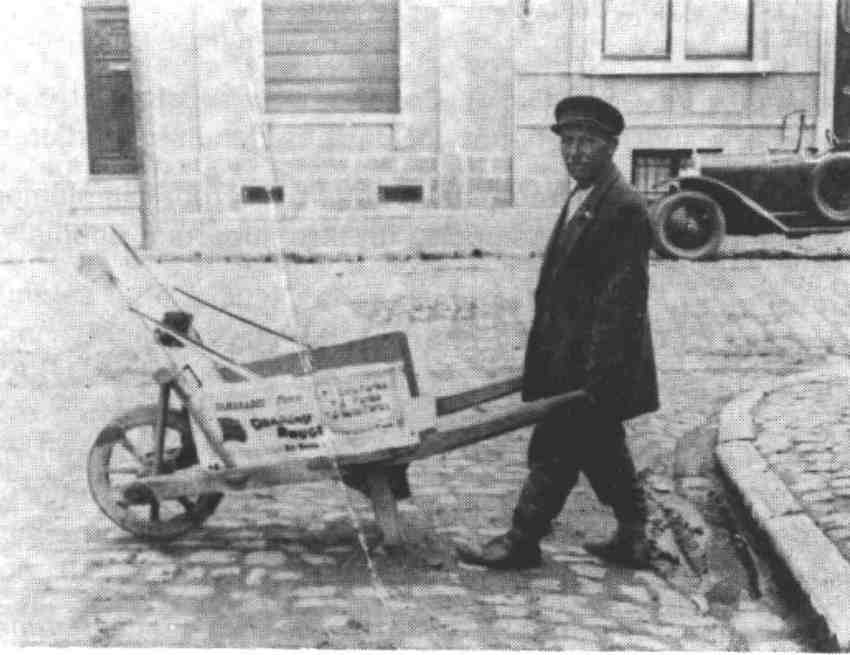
xmin=668 ymin=207 xmax=711 ymax=248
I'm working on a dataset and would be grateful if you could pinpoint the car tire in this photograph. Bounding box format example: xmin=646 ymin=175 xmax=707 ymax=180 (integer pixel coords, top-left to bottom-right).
xmin=651 ymin=191 xmax=726 ymax=260
xmin=812 ymin=152 xmax=850 ymax=222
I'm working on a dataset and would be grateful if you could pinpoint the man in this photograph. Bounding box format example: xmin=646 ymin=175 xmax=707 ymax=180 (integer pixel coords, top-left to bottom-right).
xmin=457 ymin=95 xmax=659 ymax=570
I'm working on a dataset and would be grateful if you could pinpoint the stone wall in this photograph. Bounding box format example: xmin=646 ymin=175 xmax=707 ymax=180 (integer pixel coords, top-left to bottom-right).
xmin=0 ymin=1 xmax=88 ymax=240
xmin=514 ymin=0 xmax=826 ymax=206
xmin=0 ymin=0 xmax=832 ymax=258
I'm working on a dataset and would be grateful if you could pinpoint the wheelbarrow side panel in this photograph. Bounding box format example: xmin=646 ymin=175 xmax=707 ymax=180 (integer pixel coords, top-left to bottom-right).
xmin=128 ymin=386 xmax=583 ymax=495
xmin=217 ymin=331 xmax=420 ymax=398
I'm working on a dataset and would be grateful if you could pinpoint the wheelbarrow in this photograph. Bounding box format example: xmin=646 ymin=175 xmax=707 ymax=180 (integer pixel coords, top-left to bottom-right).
xmin=87 ymin=296 xmax=581 ymax=546
xmin=80 ymin=94 xmax=586 ymax=546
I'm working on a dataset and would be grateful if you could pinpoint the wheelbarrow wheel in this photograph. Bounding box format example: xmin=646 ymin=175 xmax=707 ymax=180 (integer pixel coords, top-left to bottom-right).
xmin=87 ymin=404 xmax=223 ymax=541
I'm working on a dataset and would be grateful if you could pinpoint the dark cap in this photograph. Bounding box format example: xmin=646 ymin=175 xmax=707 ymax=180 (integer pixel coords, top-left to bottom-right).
xmin=550 ymin=95 xmax=625 ymax=137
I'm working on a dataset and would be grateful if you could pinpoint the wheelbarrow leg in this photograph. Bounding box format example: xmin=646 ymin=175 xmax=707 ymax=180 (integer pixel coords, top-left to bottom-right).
xmin=154 ymin=381 xmax=171 ymax=473
xmin=366 ymin=469 xmax=403 ymax=546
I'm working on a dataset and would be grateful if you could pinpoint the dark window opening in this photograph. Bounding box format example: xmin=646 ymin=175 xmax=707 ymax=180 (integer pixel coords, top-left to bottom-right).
xmin=631 ymin=148 xmax=721 ymax=201
xmin=378 ymin=184 xmax=423 ymax=203
xmin=241 ymin=185 xmax=284 ymax=203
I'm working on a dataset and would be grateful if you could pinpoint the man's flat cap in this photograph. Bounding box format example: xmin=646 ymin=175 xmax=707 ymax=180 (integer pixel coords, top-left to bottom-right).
xmin=550 ymin=95 xmax=625 ymax=136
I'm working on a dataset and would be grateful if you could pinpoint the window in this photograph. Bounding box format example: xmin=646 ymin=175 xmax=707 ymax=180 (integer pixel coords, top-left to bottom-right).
xmin=632 ymin=150 xmax=692 ymax=201
xmin=263 ymin=0 xmax=400 ymax=114
xmin=604 ymin=0 xmax=670 ymax=59
xmin=83 ymin=6 xmax=138 ymax=174
xmin=684 ymin=0 xmax=751 ymax=58
xmin=601 ymin=0 xmax=753 ymax=65
xmin=631 ymin=148 xmax=721 ymax=200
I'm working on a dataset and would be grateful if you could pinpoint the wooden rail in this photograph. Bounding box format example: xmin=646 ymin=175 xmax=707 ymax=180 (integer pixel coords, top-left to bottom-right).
xmin=435 ymin=375 xmax=524 ymax=416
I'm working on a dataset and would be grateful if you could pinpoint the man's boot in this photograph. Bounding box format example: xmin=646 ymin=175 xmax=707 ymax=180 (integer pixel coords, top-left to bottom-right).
xmin=456 ymin=528 xmax=542 ymax=570
xmin=583 ymin=521 xmax=651 ymax=569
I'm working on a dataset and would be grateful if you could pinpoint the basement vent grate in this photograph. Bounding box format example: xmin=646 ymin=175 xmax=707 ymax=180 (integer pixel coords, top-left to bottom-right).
xmin=241 ymin=185 xmax=284 ymax=203
xmin=378 ymin=184 xmax=423 ymax=203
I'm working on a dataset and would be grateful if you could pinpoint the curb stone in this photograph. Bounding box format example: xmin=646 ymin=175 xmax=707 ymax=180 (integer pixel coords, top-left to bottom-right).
xmin=13 ymin=244 xmax=850 ymax=267
xmin=716 ymin=366 xmax=850 ymax=650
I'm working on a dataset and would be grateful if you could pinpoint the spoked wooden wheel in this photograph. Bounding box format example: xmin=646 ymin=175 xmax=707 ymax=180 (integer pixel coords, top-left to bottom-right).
xmin=87 ymin=405 xmax=222 ymax=540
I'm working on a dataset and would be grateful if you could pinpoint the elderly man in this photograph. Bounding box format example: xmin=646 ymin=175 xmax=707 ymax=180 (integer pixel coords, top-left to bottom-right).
xmin=458 ymin=95 xmax=659 ymax=570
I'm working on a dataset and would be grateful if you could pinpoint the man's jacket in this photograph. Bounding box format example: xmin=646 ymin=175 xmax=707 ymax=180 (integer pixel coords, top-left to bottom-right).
xmin=522 ymin=163 xmax=659 ymax=421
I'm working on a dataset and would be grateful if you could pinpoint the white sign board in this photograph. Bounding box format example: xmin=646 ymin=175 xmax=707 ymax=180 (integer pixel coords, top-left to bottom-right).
xmin=202 ymin=361 xmax=421 ymax=466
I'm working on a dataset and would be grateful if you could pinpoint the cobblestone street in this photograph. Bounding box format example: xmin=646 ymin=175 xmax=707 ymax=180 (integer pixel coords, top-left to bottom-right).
xmin=3 ymin=240 xmax=849 ymax=648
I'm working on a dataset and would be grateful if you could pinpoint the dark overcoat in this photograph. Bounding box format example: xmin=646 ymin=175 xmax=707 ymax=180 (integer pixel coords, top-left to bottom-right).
xmin=522 ymin=163 xmax=659 ymax=421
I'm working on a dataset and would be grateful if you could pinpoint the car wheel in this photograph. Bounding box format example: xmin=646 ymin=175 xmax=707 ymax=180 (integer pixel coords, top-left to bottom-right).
xmin=812 ymin=152 xmax=850 ymax=222
xmin=651 ymin=191 xmax=726 ymax=260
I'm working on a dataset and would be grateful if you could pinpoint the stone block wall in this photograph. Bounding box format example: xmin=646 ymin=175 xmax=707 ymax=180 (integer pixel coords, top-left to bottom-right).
xmin=122 ymin=0 xmax=517 ymax=251
xmin=0 ymin=1 xmax=88 ymax=236
xmin=514 ymin=0 xmax=827 ymax=207
xmin=0 ymin=0 xmax=834 ymax=257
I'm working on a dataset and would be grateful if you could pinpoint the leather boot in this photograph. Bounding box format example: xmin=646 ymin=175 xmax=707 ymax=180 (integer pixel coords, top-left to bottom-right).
xmin=456 ymin=529 xmax=542 ymax=570
xmin=583 ymin=521 xmax=651 ymax=569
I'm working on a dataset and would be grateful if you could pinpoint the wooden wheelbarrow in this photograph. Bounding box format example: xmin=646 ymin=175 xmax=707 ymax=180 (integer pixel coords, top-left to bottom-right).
xmin=88 ymin=326 xmax=581 ymax=545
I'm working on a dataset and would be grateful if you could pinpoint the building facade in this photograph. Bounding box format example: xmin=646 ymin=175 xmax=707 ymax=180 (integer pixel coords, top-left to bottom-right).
xmin=0 ymin=0 xmax=842 ymax=255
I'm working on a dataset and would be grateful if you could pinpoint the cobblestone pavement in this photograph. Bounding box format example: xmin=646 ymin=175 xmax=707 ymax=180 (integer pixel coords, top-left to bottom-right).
xmin=3 ymin=244 xmax=849 ymax=648
xmin=754 ymin=379 xmax=850 ymax=563
xmin=2 ymin=443 xmax=795 ymax=650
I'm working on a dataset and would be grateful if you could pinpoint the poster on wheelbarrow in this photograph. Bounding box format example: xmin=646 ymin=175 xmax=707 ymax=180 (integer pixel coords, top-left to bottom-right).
xmin=203 ymin=361 xmax=421 ymax=465
xmin=313 ymin=361 xmax=416 ymax=456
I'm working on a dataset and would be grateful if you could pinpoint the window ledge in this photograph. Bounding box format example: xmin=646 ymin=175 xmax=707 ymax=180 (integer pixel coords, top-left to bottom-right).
xmin=585 ymin=59 xmax=772 ymax=76
xmin=263 ymin=113 xmax=402 ymax=126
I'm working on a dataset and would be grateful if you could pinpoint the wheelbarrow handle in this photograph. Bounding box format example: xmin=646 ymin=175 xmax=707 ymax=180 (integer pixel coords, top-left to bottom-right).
xmin=408 ymin=387 xmax=586 ymax=462
xmin=334 ymin=385 xmax=588 ymax=467
xmin=435 ymin=375 xmax=524 ymax=416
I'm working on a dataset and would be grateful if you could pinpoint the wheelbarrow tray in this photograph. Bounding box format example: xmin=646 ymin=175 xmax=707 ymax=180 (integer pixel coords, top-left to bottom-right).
xmin=108 ymin=331 xmax=581 ymax=543
xmin=119 ymin=379 xmax=578 ymax=495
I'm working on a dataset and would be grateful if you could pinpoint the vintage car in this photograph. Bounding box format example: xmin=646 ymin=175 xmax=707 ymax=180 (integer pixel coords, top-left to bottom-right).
xmin=650 ymin=114 xmax=850 ymax=260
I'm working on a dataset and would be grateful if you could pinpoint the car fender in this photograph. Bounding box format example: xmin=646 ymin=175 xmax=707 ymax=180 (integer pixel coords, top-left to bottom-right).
xmin=666 ymin=175 xmax=789 ymax=235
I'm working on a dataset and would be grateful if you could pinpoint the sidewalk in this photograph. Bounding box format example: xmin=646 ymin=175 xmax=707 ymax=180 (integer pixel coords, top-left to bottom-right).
xmin=717 ymin=362 xmax=850 ymax=651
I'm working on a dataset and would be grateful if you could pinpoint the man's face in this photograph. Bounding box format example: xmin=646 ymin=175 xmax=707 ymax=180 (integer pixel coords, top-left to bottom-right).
xmin=558 ymin=125 xmax=617 ymax=187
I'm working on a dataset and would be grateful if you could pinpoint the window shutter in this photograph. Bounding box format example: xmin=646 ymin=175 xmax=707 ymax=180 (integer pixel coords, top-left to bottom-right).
xmin=83 ymin=6 xmax=139 ymax=174
xmin=263 ymin=0 xmax=399 ymax=113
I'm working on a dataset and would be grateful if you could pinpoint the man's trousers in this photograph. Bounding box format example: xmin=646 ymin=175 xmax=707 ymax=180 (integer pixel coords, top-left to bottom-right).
xmin=511 ymin=399 xmax=646 ymax=540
